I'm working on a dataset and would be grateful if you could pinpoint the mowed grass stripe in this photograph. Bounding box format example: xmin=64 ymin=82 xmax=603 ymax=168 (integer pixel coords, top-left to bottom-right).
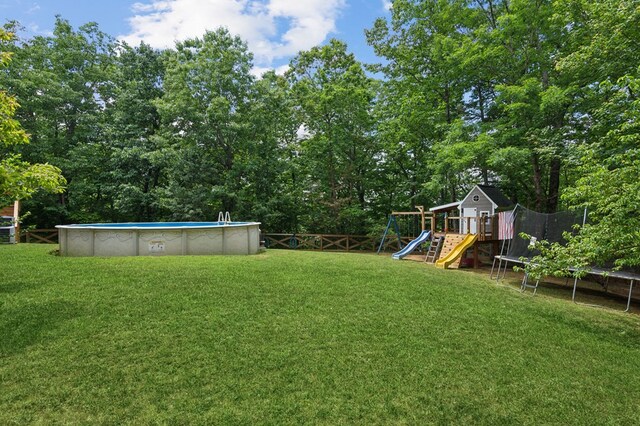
xmin=1 ymin=244 xmax=639 ymax=424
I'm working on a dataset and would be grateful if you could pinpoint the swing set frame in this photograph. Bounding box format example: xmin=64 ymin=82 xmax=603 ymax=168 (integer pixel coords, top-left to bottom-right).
xmin=377 ymin=206 xmax=434 ymax=254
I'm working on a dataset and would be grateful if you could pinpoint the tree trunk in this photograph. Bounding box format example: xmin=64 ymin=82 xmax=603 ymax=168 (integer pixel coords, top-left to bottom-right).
xmin=444 ymin=85 xmax=452 ymax=124
xmin=477 ymin=84 xmax=485 ymax=122
xmin=531 ymin=153 xmax=545 ymax=211
xmin=546 ymin=156 xmax=561 ymax=213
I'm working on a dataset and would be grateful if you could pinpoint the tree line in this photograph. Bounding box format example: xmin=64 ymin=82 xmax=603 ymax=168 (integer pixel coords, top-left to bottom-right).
xmin=1 ymin=0 xmax=638 ymax=268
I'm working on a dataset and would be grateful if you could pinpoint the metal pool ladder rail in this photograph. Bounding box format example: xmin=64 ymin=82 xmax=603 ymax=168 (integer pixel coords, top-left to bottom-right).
xmin=218 ymin=211 xmax=231 ymax=223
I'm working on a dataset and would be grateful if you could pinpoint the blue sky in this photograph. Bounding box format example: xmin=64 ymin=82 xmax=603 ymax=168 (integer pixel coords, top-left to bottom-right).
xmin=1 ymin=0 xmax=390 ymax=74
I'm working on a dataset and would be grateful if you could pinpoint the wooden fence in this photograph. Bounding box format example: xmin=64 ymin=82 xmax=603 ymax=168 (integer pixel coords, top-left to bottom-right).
xmin=17 ymin=226 xmax=500 ymax=251
xmin=263 ymin=233 xmax=411 ymax=252
xmin=22 ymin=229 xmax=59 ymax=244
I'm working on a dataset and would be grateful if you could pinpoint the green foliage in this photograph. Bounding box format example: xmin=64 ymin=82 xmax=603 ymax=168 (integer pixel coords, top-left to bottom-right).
xmin=0 ymin=154 xmax=66 ymax=207
xmin=515 ymin=232 xmax=589 ymax=281
xmin=519 ymin=0 xmax=640 ymax=269
xmin=0 ymin=90 xmax=28 ymax=147
xmin=237 ymin=70 xmax=301 ymax=232
xmin=0 ymin=28 xmax=65 ymax=207
xmin=1 ymin=0 xmax=638 ymax=269
xmin=519 ymin=71 xmax=640 ymax=273
xmin=562 ymin=147 xmax=640 ymax=269
xmin=0 ymin=18 xmax=114 ymax=223
xmin=156 ymin=28 xmax=255 ymax=218
xmin=287 ymin=40 xmax=379 ymax=233
xmin=366 ymin=0 xmax=476 ymax=206
xmin=102 ymin=42 xmax=167 ymax=222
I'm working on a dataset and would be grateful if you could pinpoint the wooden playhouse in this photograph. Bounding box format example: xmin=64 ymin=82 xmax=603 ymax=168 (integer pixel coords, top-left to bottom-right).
xmin=427 ymin=185 xmax=514 ymax=268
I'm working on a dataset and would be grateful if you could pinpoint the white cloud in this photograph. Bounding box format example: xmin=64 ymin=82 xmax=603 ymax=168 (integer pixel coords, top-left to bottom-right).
xmin=251 ymin=63 xmax=289 ymax=78
xmin=26 ymin=22 xmax=53 ymax=36
xmin=121 ymin=0 xmax=346 ymax=69
xmin=27 ymin=2 xmax=41 ymax=14
xmin=381 ymin=0 xmax=391 ymax=11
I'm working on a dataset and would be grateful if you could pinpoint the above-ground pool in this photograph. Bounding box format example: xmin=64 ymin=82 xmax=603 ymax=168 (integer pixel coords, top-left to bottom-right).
xmin=56 ymin=222 xmax=261 ymax=257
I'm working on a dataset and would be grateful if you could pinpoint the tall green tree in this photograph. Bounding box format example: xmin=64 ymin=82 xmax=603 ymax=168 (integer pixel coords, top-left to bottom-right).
xmin=102 ymin=42 xmax=167 ymax=222
xmin=1 ymin=18 xmax=114 ymax=224
xmin=156 ymin=28 xmax=255 ymax=220
xmin=525 ymin=0 xmax=640 ymax=270
xmin=235 ymin=70 xmax=301 ymax=232
xmin=287 ymin=39 xmax=378 ymax=233
xmin=488 ymin=0 xmax=574 ymax=212
xmin=367 ymin=0 xmax=481 ymax=207
xmin=366 ymin=0 xmax=593 ymax=212
xmin=0 ymin=28 xmax=65 ymax=207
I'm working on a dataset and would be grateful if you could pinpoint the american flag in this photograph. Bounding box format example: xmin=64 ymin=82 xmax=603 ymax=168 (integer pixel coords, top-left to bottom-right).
xmin=498 ymin=210 xmax=515 ymax=240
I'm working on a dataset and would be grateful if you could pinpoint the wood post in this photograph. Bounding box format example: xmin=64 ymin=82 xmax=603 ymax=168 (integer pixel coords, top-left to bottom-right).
xmin=473 ymin=243 xmax=479 ymax=269
xmin=416 ymin=206 xmax=425 ymax=231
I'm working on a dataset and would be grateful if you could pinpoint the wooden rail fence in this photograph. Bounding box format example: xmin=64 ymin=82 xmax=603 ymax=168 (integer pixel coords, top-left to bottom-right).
xmin=263 ymin=233 xmax=412 ymax=252
xmin=21 ymin=229 xmax=59 ymax=244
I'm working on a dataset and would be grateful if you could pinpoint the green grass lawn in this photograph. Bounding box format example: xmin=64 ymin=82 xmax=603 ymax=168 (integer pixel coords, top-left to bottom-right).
xmin=2 ymin=244 xmax=640 ymax=424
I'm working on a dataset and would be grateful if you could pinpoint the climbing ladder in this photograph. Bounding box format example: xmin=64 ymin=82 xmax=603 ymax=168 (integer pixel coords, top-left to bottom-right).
xmin=424 ymin=236 xmax=444 ymax=263
xmin=436 ymin=234 xmax=469 ymax=269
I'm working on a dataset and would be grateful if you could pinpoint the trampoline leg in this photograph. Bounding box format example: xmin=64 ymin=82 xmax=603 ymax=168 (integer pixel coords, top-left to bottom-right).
xmin=571 ymin=276 xmax=579 ymax=303
xmin=625 ymin=280 xmax=634 ymax=313
xmin=496 ymin=258 xmax=504 ymax=281
xmin=493 ymin=257 xmax=505 ymax=282
xmin=520 ymin=273 xmax=528 ymax=292
xmin=533 ymin=279 xmax=540 ymax=296
xmin=499 ymin=260 xmax=509 ymax=281
xmin=490 ymin=257 xmax=497 ymax=279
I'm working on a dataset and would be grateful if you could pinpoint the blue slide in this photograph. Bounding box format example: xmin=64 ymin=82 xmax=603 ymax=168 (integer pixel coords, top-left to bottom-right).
xmin=392 ymin=230 xmax=432 ymax=260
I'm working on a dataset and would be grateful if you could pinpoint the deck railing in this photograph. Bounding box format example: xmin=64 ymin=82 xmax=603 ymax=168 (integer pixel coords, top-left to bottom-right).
xmin=441 ymin=215 xmax=498 ymax=241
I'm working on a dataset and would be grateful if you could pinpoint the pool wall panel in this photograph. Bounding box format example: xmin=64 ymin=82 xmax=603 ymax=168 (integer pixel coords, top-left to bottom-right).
xmin=66 ymin=228 xmax=94 ymax=256
xmin=187 ymin=228 xmax=224 ymax=255
xmin=94 ymin=231 xmax=137 ymax=257
xmin=56 ymin=222 xmax=261 ymax=257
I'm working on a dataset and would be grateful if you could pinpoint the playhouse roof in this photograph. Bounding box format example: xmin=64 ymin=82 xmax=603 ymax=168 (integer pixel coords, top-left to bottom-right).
xmin=474 ymin=185 xmax=513 ymax=208
xmin=429 ymin=200 xmax=461 ymax=213
xmin=429 ymin=185 xmax=513 ymax=213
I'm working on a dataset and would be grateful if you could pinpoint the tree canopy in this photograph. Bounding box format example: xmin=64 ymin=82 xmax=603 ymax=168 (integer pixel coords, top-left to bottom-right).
xmin=1 ymin=2 xmax=638 ymax=267
xmin=0 ymin=28 xmax=65 ymax=207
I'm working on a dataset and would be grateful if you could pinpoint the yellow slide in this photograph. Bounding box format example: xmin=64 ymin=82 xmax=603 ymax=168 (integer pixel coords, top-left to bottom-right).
xmin=435 ymin=234 xmax=478 ymax=269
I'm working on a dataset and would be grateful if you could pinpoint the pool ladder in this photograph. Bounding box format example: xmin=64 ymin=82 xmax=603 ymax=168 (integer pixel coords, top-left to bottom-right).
xmin=218 ymin=211 xmax=231 ymax=223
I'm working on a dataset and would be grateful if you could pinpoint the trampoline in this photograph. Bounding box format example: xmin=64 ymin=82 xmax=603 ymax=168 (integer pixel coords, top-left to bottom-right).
xmin=490 ymin=205 xmax=639 ymax=312
xmin=491 ymin=205 xmax=585 ymax=281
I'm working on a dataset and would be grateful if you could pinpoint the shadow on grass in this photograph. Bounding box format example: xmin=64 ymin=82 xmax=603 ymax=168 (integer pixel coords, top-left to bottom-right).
xmin=0 ymin=280 xmax=44 ymax=294
xmin=0 ymin=301 xmax=84 ymax=357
